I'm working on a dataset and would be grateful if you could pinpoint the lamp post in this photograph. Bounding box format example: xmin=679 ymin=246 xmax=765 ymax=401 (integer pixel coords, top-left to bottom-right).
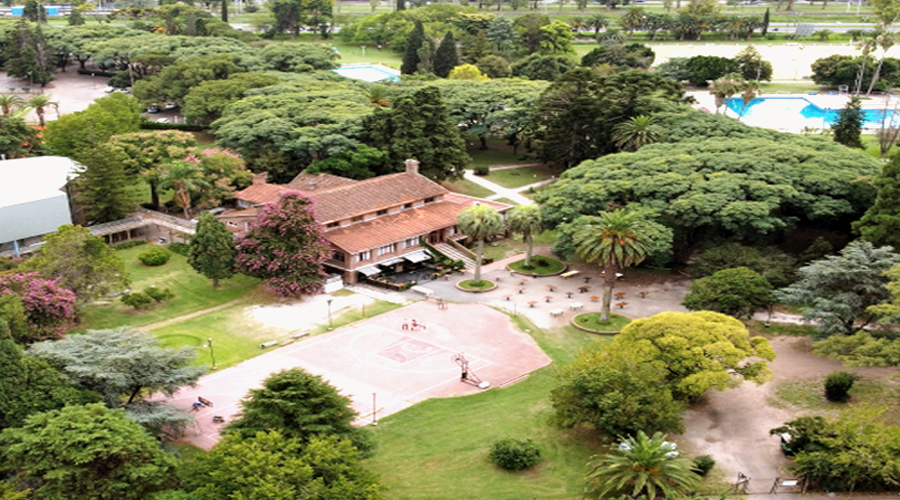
xmin=207 ymin=337 xmax=216 ymax=370
xmin=372 ymin=392 xmax=377 ymax=425
xmin=327 ymin=299 xmax=333 ymax=328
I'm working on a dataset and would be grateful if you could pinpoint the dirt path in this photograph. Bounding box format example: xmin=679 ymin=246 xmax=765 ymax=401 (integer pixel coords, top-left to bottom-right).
xmin=139 ymin=298 xmax=247 ymax=331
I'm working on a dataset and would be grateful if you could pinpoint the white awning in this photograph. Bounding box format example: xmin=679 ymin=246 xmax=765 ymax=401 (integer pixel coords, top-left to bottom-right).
xmin=403 ymin=250 xmax=431 ymax=263
xmin=357 ymin=266 xmax=381 ymax=277
xmin=378 ymin=256 xmax=405 ymax=266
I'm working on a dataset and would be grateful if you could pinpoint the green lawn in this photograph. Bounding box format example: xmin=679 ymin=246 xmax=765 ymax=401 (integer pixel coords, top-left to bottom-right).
xmin=572 ymin=313 xmax=631 ymax=333
xmin=467 ymin=143 xmax=535 ymax=170
xmin=459 ymin=279 xmax=495 ymax=290
xmin=482 ymin=165 xmax=562 ymax=190
xmin=493 ymin=197 xmax=520 ymax=206
xmin=508 ymin=256 xmax=565 ymax=275
xmin=79 ymin=246 xmax=262 ymax=331
xmin=441 ymin=178 xmax=495 ymax=198
xmin=366 ymin=314 xmax=609 ymax=500
xmin=760 ymin=82 xmax=825 ymax=94
xmin=768 ymin=376 xmax=900 ymax=425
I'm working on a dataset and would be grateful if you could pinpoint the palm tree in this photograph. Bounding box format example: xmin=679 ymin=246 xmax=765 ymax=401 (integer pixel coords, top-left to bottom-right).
xmin=854 ymin=37 xmax=877 ymax=95
xmin=0 ymin=94 xmax=24 ymax=115
xmin=158 ymin=162 xmax=211 ymax=219
xmin=585 ymin=431 xmax=700 ymax=499
xmin=27 ymin=94 xmax=58 ymax=127
xmin=709 ymin=72 xmax=743 ymax=114
xmin=737 ymin=79 xmax=760 ymax=119
xmin=588 ymin=14 xmax=609 ymax=36
xmin=573 ymin=209 xmax=653 ymax=322
xmin=367 ymin=84 xmax=390 ymax=106
xmin=621 ymin=7 xmax=646 ymax=38
xmin=506 ymin=205 xmax=543 ymax=268
xmin=457 ymin=204 xmax=504 ymax=285
xmin=867 ymin=33 xmax=895 ymax=95
xmin=612 ymin=115 xmax=665 ymax=152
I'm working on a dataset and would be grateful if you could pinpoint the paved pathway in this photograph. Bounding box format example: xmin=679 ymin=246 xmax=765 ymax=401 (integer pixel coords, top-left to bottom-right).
xmin=463 ymin=169 xmax=559 ymax=206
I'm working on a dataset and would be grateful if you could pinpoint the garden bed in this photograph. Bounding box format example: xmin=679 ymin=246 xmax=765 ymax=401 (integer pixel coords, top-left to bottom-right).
xmin=456 ymin=279 xmax=497 ymax=293
xmin=507 ymin=256 xmax=566 ymax=276
xmin=570 ymin=313 xmax=631 ymax=335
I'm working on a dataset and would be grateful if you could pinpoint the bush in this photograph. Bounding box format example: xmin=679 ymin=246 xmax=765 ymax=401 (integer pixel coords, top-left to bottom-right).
xmin=121 ymin=292 xmax=153 ymax=309
xmin=692 ymin=455 xmax=715 ymax=476
xmin=114 ymin=240 xmax=147 ymax=251
xmin=168 ymin=243 xmax=190 ymax=256
xmin=137 ymin=247 xmax=171 ymax=266
xmin=489 ymin=438 xmax=541 ymax=471
xmin=824 ymin=372 xmax=858 ymax=403
xmin=143 ymin=287 xmax=174 ymax=303
xmin=474 ymin=165 xmax=490 ymax=176
xmin=534 ymin=257 xmax=549 ymax=267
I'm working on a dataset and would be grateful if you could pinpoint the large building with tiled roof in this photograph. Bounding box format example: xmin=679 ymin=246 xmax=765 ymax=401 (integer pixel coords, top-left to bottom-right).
xmin=219 ymin=159 xmax=511 ymax=285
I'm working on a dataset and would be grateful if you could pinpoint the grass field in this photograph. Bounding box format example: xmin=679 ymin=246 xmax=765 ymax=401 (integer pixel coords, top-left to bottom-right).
xmin=768 ymin=376 xmax=900 ymax=425
xmin=467 ymin=143 xmax=536 ymax=170
xmin=572 ymin=312 xmax=631 ymax=333
xmin=441 ymin=178 xmax=495 ymax=198
xmin=365 ymin=314 xmax=610 ymax=500
xmin=481 ymin=165 xmax=562 ymax=190
xmin=508 ymin=256 xmax=565 ymax=275
xmin=493 ymin=197 xmax=520 ymax=205
xmin=79 ymin=246 xmax=262 ymax=331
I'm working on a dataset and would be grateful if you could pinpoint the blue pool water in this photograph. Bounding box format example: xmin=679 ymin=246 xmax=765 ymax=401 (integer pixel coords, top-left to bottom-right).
xmin=332 ymin=65 xmax=401 ymax=83
xmin=725 ymin=96 xmax=897 ymax=129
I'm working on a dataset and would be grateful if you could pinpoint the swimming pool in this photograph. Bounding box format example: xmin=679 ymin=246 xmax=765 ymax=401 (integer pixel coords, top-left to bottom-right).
xmin=724 ymin=96 xmax=897 ymax=130
xmin=331 ymin=64 xmax=401 ymax=83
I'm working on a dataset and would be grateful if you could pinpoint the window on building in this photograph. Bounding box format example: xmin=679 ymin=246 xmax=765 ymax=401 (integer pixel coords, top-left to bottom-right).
xmin=356 ymin=251 xmax=370 ymax=262
xmin=424 ymin=197 xmax=435 ymax=204
xmin=448 ymin=226 xmax=456 ymax=236
xmin=332 ymin=251 xmax=345 ymax=262
xmin=403 ymin=203 xmax=413 ymax=209
xmin=244 ymin=222 xmax=251 ymax=229
xmin=227 ymin=221 xmax=238 ymax=227
xmin=326 ymin=222 xmax=339 ymax=228
xmin=376 ymin=209 xmax=388 ymax=216
xmin=352 ymin=216 xmax=364 ymax=223
xmin=377 ymin=243 xmax=395 ymax=256
xmin=238 ymin=200 xmax=249 ymax=208
xmin=404 ymin=237 xmax=419 ymax=248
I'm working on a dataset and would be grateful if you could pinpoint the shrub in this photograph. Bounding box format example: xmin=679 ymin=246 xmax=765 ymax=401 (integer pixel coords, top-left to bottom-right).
xmin=121 ymin=292 xmax=153 ymax=309
xmin=474 ymin=165 xmax=490 ymax=176
xmin=143 ymin=287 xmax=174 ymax=303
xmin=489 ymin=438 xmax=541 ymax=471
xmin=137 ymin=247 xmax=171 ymax=266
xmin=534 ymin=257 xmax=549 ymax=267
xmin=824 ymin=372 xmax=858 ymax=403
xmin=168 ymin=243 xmax=190 ymax=256
xmin=692 ymin=455 xmax=715 ymax=476
xmin=114 ymin=240 xmax=147 ymax=251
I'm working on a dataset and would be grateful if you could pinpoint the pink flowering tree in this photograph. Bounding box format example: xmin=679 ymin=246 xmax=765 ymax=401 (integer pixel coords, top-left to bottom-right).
xmin=235 ymin=191 xmax=330 ymax=297
xmin=0 ymin=273 xmax=77 ymax=341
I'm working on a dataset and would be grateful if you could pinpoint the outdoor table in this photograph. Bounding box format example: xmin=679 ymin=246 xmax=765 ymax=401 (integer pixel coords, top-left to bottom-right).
xmin=569 ymin=302 xmax=583 ymax=311
xmin=550 ymin=308 xmax=564 ymax=317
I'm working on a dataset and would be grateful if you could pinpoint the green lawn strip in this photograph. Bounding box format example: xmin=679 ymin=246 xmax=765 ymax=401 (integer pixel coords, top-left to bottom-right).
xmin=508 ymin=256 xmax=565 ymax=275
xmin=493 ymin=197 xmax=520 ymax=206
xmin=459 ymin=279 xmax=495 ymax=290
xmin=308 ymin=299 xmax=404 ymax=335
xmin=483 ymin=165 xmax=562 ymax=190
xmin=745 ymin=320 xmax=817 ymax=338
xmin=572 ymin=313 xmax=631 ymax=333
xmin=467 ymin=143 xmax=534 ymax=170
xmin=759 ymin=82 xmax=825 ymax=94
xmin=768 ymin=377 xmax=900 ymax=425
xmin=329 ymin=39 xmax=403 ymax=67
xmin=172 ymin=441 xmax=207 ymax=461
xmin=79 ymin=246 xmax=261 ymax=331
xmin=441 ymin=178 xmax=495 ymax=198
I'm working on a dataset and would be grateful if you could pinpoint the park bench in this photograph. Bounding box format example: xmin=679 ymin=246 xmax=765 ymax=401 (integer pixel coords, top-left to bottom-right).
xmin=291 ymin=331 xmax=309 ymax=339
xmin=198 ymin=397 xmax=213 ymax=408
xmin=411 ymin=285 xmax=434 ymax=297
xmin=259 ymin=340 xmax=278 ymax=349
xmin=560 ymin=270 xmax=580 ymax=279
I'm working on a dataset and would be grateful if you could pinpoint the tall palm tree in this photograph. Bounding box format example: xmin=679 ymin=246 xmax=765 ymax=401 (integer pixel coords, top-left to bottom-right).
xmin=574 ymin=209 xmax=652 ymax=322
xmin=737 ymin=79 xmax=760 ymax=119
xmin=588 ymin=14 xmax=609 ymax=36
xmin=612 ymin=115 xmax=665 ymax=152
xmin=585 ymin=431 xmax=700 ymax=499
xmin=456 ymin=204 xmax=504 ymax=285
xmin=854 ymin=37 xmax=877 ymax=95
xmin=0 ymin=94 xmax=24 ymax=115
xmin=27 ymin=94 xmax=58 ymax=127
xmin=709 ymin=72 xmax=743 ymax=114
xmin=506 ymin=205 xmax=543 ymax=268
xmin=158 ymin=162 xmax=211 ymax=219
xmin=620 ymin=7 xmax=646 ymax=38
xmin=867 ymin=33 xmax=895 ymax=95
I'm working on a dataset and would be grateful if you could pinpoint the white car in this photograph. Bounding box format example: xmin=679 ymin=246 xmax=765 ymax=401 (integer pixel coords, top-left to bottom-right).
xmin=103 ymin=86 xmax=115 ymax=93
xmin=155 ymin=118 xmax=170 ymax=124
xmin=164 ymin=102 xmax=178 ymax=110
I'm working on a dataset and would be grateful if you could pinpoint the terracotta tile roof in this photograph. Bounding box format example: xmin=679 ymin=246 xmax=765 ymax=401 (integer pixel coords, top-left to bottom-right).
xmin=287 ymin=173 xmax=358 ymax=192
xmin=325 ymin=196 xmax=512 ymax=255
xmin=218 ymin=207 xmax=260 ymax=218
xmin=308 ymin=173 xmax=449 ymax=223
xmin=235 ymin=183 xmax=290 ymax=206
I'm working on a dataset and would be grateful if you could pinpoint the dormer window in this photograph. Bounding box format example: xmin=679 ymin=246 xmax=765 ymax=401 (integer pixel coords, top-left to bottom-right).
xmin=424 ymin=197 xmax=435 ymax=204
xmin=403 ymin=203 xmax=413 ymax=209
xmin=326 ymin=222 xmax=339 ymax=229
xmin=238 ymin=200 xmax=249 ymax=208
xmin=376 ymin=209 xmax=388 ymax=216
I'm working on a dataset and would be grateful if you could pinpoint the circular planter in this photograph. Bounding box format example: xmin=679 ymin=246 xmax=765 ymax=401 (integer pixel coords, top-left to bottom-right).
xmin=570 ymin=312 xmax=631 ymax=335
xmin=455 ymin=279 xmax=498 ymax=293
xmin=506 ymin=256 xmax=567 ymax=278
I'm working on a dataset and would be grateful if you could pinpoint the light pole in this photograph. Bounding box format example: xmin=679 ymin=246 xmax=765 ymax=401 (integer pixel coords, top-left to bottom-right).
xmin=207 ymin=337 xmax=216 ymax=370
xmin=327 ymin=298 xmax=333 ymax=328
xmin=372 ymin=392 xmax=377 ymax=425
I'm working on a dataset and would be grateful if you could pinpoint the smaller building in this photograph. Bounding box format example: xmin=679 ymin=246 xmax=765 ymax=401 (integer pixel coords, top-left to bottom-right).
xmin=0 ymin=156 xmax=76 ymax=256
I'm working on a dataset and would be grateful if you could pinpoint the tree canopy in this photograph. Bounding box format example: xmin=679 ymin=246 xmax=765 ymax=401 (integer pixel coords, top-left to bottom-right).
xmin=682 ymin=266 xmax=774 ymax=319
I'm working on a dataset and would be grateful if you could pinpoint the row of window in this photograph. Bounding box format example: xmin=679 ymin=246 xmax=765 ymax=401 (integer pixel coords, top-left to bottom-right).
xmin=323 ymin=198 xmax=436 ymax=230
xmin=354 ymin=236 xmax=423 ymax=263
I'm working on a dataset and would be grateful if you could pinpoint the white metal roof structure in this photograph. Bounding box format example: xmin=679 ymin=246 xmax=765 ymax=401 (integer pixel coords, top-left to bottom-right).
xmin=0 ymin=156 xmax=77 ymax=245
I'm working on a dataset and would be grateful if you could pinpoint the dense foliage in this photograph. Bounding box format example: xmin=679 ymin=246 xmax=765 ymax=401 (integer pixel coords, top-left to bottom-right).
xmin=854 ymin=154 xmax=900 ymax=250
xmin=189 ymin=212 xmax=237 ymax=287
xmin=0 ymin=273 xmax=76 ymax=342
xmin=682 ymin=267 xmax=774 ymax=319
xmin=489 ymin=438 xmax=542 ymax=470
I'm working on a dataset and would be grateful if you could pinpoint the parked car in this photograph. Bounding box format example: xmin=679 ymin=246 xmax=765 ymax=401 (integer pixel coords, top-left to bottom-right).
xmin=155 ymin=118 xmax=170 ymax=123
xmin=164 ymin=102 xmax=177 ymax=110
xmin=147 ymin=104 xmax=161 ymax=113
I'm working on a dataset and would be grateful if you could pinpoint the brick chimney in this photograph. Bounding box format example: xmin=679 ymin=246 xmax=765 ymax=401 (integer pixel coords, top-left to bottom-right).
xmin=404 ymin=159 xmax=419 ymax=175
xmin=251 ymin=172 xmax=268 ymax=185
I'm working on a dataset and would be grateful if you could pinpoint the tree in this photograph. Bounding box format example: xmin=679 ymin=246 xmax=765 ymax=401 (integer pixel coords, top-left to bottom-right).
xmin=28 ymin=327 xmax=205 ymax=406
xmin=448 ymin=63 xmax=489 ymax=80
xmin=682 ymin=267 xmax=773 ymax=318
xmin=574 ymin=209 xmax=655 ymax=322
xmin=225 ymin=368 xmax=371 ymax=451
xmin=158 ymin=161 xmax=211 ymax=219
xmin=185 ymin=432 xmax=384 ymax=500
xmin=183 ymin=72 xmax=280 ymax=127
xmin=43 ymin=93 xmax=143 ymax=159
xmin=401 ymin=20 xmax=424 ymax=74
xmin=235 ymin=191 xmax=329 ymax=297
xmin=776 ymin=240 xmax=900 ymax=336
xmin=708 ymin=72 xmax=742 ymax=114
xmin=686 ymin=55 xmax=740 ymax=86
xmin=67 ymin=8 xmax=84 ymax=25
xmin=833 ymin=96 xmax=864 ymax=149
xmin=687 ymin=243 xmax=796 ymax=288
xmin=189 ymin=212 xmax=236 ymax=287
xmin=612 ymin=115 xmax=665 ymax=151
xmin=22 ymin=0 xmax=46 ymax=23
xmin=0 ymin=404 xmax=177 ymax=500
xmin=0 ymin=95 xmax=24 ymax=116
xmin=463 ymin=30 xmax=491 ymax=64
xmin=73 ymin=145 xmax=143 ymax=224
xmin=581 ymin=43 xmax=656 ymax=70
xmin=23 ymin=225 xmax=128 ymax=305
xmin=585 ymin=431 xmax=700 ymax=499
xmin=105 ymin=130 xmax=198 ymax=209
xmin=25 ymin=94 xmax=56 ymax=128
xmin=433 ymin=31 xmax=458 ymax=78
xmin=363 ymin=86 xmax=469 ymax=181
xmin=457 ymin=204 xmax=504 ymax=284
xmin=476 ymin=55 xmax=511 ymax=78
xmin=550 ymin=344 xmax=685 ymax=438
xmin=854 ymin=155 xmax=900 ymax=250
xmin=0 ymin=330 xmax=98 ymax=429
xmin=733 ymin=45 xmax=773 ymax=81
xmin=3 ymin=21 xmax=54 ymax=87
xmin=132 ymin=54 xmax=246 ymax=108
xmin=506 ymin=204 xmax=543 ymax=267
xmin=615 ymin=311 xmax=776 ymax=400
xmin=0 ymin=273 xmax=76 ymax=342
xmin=0 ymin=116 xmax=40 ymax=158
xmin=538 ymin=20 xmax=575 ymax=55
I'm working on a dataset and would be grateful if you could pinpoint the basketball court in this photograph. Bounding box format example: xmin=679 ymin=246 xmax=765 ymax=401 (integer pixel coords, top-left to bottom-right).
xmin=168 ymin=301 xmax=552 ymax=450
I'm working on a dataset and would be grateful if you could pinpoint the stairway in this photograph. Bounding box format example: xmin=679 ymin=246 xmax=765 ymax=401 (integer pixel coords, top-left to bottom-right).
xmin=433 ymin=243 xmax=476 ymax=271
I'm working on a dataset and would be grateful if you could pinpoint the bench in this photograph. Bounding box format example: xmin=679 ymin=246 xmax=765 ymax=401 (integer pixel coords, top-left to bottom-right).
xmin=411 ymin=285 xmax=434 ymax=297
xmin=198 ymin=397 xmax=214 ymax=408
xmin=259 ymin=340 xmax=278 ymax=349
xmin=291 ymin=331 xmax=309 ymax=339
xmin=560 ymin=270 xmax=580 ymax=279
